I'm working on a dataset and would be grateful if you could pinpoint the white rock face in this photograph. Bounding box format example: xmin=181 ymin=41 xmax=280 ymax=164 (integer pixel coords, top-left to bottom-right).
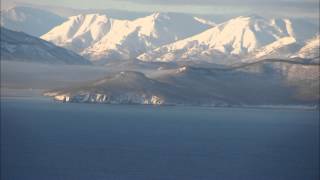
xmin=51 ymin=92 xmax=164 ymax=105
xmin=41 ymin=12 xmax=212 ymax=62
xmin=151 ymin=95 xmax=164 ymax=105
xmin=137 ymin=16 xmax=317 ymax=63
xmin=54 ymin=95 xmax=70 ymax=102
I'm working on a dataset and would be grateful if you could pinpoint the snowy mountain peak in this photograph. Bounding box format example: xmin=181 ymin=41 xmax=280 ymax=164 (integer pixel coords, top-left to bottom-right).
xmin=41 ymin=13 xmax=113 ymax=53
xmin=231 ymin=15 xmax=265 ymax=21
xmin=67 ymin=13 xmax=110 ymax=25
xmin=149 ymin=12 xmax=171 ymax=20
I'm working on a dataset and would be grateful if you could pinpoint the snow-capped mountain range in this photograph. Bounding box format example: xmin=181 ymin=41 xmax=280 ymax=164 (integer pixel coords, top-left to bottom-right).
xmin=41 ymin=13 xmax=318 ymax=64
xmin=1 ymin=7 xmax=317 ymax=64
xmin=138 ymin=15 xmax=318 ymax=63
xmin=1 ymin=7 xmax=318 ymax=106
xmin=41 ymin=12 xmax=213 ymax=63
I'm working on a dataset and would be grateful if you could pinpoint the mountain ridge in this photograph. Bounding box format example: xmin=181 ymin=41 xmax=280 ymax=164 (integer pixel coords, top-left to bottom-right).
xmin=1 ymin=27 xmax=92 ymax=65
xmin=42 ymin=12 xmax=213 ymax=63
xmin=45 ymin=58 xmax=319 ymax=105
xmin=138 ymin=15 xmax=318 ymax=63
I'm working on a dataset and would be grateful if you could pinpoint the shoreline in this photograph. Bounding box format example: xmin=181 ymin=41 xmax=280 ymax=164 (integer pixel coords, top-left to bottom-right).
xmin=1 ymin=95 xmax=318 ymax=111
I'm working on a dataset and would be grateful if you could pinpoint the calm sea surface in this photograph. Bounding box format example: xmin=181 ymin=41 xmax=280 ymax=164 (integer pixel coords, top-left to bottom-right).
xmin=1 ymin=98 xmax=319 ymax=180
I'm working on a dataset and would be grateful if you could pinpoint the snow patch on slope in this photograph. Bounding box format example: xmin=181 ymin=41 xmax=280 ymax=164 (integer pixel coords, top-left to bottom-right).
xmin=250 ymin=36 xmax=301 ymax=59
xmin=293 ymin=35 xmax=320 ymax=59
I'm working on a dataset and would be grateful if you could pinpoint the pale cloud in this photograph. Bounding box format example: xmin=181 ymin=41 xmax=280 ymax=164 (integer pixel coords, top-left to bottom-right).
xmin=116 ymin=0 xmax=317 ymax=6
xmin=1 ymin=0 xmax=319 ymax=19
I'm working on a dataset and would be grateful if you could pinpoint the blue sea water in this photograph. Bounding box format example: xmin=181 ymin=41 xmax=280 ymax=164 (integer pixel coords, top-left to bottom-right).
xmin=1 ymin=98 xmax=319 ymax=180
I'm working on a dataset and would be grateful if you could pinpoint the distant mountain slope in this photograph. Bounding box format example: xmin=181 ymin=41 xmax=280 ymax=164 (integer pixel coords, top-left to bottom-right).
xmin=45 ymin=71 xmax=177 ymax=104
xmin=1 ymin=6 xmax=66 ymax=37
xmin=1 ymin=27 xmax=91 ymax=65
xmin=292 ymin=35 xmax=320 ymax=59
xmin=247 ymin=37 xmax=302 ymax=60
xmin=41 ymin=12 xmax=213 ymax=63
xmin=46 ymin=59 xmax=319 ymax=106
xmin=158 ymin=59 xmax=319 ymax=104
xmin=138 ymin=16 xmax=317 ymax=63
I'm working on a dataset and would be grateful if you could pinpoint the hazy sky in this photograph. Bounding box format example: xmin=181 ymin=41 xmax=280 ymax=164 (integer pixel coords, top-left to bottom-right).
xmin=2 ymin=0 xmax=319 ymax=18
